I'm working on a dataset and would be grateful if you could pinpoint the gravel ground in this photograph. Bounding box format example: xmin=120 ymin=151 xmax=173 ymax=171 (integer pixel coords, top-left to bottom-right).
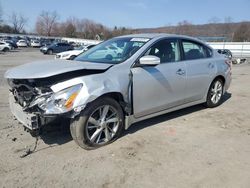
xmin=0 ymin=49 xmax=250 ymax=188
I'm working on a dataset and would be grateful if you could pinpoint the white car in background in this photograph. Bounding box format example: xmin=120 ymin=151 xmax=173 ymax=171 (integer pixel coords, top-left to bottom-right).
xmin=0 ymin=41 xmax=11 ymax=52
xmin=31 ymin=40 xmax=41 ymax=48
xmin=55 ymin=44 xmax=96 ymax=60
xmin=17 ymin=40 xmax=28 ymax=47
xmin=87 ymin=44 xmax=123 ymax=60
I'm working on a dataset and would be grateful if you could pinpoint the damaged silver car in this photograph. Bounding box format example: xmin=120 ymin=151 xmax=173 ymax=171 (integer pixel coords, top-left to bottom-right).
xmin=5 ymin=34 xmax=232 ymax=149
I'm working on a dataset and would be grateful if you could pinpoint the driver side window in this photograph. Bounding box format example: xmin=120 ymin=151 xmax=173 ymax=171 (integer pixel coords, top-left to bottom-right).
xmin=144 ymin=39 xmax=180 ymax=63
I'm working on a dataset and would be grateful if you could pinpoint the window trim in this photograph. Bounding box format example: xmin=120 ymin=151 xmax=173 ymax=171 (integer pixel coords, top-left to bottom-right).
xmin=132 ymin=37 xmax=182 ymax=68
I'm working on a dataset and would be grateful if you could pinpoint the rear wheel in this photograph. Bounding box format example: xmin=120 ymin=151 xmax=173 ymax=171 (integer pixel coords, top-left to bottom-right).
xmin=69 ymin=55 xmax=77 ymax=60
xmin=70 ymin=97 xmax=124 ymax=150
xmin=205 ymin=78 xmax=224 ymax=108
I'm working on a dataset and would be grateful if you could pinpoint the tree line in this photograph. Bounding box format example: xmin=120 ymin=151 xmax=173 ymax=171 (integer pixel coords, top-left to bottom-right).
xmin=34 ymin=11 xmax=133 ymax=40
xmin=135 ymin=20 xmax=250 ymax=42
xmin=1 ymin=8 xmax=250 ymax=42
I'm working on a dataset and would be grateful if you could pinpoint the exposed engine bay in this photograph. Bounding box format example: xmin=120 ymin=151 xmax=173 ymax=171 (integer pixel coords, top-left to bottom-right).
xmin=8 ymin=69 xmax=106 ymax=112
xmin=8 ymin=78 xmax=52 ymax=113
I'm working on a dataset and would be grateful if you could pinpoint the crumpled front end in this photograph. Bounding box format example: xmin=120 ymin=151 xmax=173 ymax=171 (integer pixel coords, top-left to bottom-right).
xmin=8 ymin=79 xmax=55 ymax=131
xmin=7 ymin=78 xmax=83 ymax=131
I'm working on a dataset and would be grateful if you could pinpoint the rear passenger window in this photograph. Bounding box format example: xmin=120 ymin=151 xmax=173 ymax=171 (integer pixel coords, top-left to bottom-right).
xmin=182 ymin=41 xmax=207 ymax=60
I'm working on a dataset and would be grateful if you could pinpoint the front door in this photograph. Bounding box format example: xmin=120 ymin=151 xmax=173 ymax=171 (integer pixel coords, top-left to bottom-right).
xmin=132 ymin=39 xmax=187 ymax=118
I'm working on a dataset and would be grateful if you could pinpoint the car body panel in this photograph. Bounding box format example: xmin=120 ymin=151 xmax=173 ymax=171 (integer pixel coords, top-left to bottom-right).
xmin=132 ymin=61 xmax=187 ymax=118
xmin=5 ymin=33 xmax=232 ymax=132
xmin=4 ymin=60 xmax=112 ymax=79
xmin=184 ymin=58 xmax=216 ymax=103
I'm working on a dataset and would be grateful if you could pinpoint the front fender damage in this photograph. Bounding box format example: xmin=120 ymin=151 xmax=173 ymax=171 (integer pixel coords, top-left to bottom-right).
xmin=61 ymin=71 xmax=133 ymax=119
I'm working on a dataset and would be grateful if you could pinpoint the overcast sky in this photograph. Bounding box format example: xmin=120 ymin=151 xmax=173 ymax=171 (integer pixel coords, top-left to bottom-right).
xmin=1 ymin=0 xmax=250 ymax=31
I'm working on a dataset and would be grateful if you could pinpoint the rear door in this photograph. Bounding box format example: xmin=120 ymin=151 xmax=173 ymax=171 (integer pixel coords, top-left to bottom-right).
xmin=181 ymin=39 xmax=215 ymax=102
xmin=132 ymin=39 xmax=187 ymax=118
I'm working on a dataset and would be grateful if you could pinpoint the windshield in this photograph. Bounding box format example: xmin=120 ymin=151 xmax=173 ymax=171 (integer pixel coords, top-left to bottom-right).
xmin=74 ymin=37 xmax=149 ymax=64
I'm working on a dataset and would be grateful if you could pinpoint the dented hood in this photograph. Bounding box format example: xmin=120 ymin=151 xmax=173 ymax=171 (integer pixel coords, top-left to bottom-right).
xmin=5 ymin=60 xmax=112 ymax=79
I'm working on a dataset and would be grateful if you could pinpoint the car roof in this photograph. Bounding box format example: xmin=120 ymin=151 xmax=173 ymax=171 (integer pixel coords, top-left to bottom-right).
xmin=117 ymin=33 xmax=211 ymax=48
xmin=118 ymin=33 xmax=198 ymax=39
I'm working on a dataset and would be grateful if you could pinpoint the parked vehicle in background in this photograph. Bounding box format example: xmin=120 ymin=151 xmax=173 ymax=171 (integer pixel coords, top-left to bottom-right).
xmin=40 ymin=42 xmax=74 ymax=55
xmin=4 ymin=40 xmax=18 ymax=49
xmin=40 ymin=39 xmax=53 ymax=47
xmin=89 ymin=44 xmax=123 ymax=60
xmin=0 ymin=41 xmax=11 ymax=52
xmin=5 ymin=34 xmax=232 ymax=149
xmin=31 ymin=40 xmax=41 ymax=48
xmin=16 ymin=40 xmax=28 ymax=47
xmin=217 ymin=49 xmax=233 ymax=59
xmin=55 ymin=44 xmax=96 ymax=60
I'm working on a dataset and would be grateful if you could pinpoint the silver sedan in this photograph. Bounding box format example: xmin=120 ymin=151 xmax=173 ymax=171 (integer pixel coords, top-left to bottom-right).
xmin=5 ymin=34 xmax=232 ymax=149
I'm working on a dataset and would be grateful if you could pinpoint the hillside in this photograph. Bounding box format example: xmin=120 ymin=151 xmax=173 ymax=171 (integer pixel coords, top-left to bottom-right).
xmin=133 ymin=22 xmax=250 ymax=42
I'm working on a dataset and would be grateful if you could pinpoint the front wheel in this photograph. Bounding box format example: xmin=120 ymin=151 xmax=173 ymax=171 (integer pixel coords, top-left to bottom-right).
xmin=3 ymin=47 xmax=9 ymax=52
xmin=69 ymin=55 xmax=76 ymax=60
xmin=205 ymin=78 xmax=224 ymax=108
xmin=70 ymin=97 xmax=124 ymax=150
xmin=47 ymin=49 xmax=53 ymax=55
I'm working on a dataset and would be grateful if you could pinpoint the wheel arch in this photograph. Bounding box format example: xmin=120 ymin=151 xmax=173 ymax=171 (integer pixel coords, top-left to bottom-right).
xmin=3 ymin=47 xmax=9 ymax=52
xmin=92 ymin=92 xmax=128 ymax=114
xmin=206 ymin=75 xmax=226 ymax=97
xmin=213 ymin=75 xmax=225 ymax=85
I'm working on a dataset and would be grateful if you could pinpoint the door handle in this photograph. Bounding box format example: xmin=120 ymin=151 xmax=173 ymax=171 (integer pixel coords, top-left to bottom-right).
xmin=176 ymin=69 xmax=185 ymax=75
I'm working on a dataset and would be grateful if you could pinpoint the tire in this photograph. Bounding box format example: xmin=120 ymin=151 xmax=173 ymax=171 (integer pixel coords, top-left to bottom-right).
xmin=47 ymin=49 xmax=53 ymax=55
xmin=205 ymin=78 xmax=224 ymax=108
xmin=69 ymin=55 xmax=77 ymax=60
xmin=3 ymin=47 xmax=9 ymax=52
xmin=70 ymin=97 xmax=124 ymax=150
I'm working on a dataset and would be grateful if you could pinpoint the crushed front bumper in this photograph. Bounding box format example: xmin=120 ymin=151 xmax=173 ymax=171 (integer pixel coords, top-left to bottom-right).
xmin=9 ymin=94 xmax=40 ymax=130
xmin=9 ymin=94 xmax=57 ymax=131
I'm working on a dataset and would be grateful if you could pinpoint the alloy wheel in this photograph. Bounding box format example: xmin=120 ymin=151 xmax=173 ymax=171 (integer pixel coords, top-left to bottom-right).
xmin=210 ymin=80 xmax=223 ymax=104
xmin=86 ymin=105 xmax=119 ymax=145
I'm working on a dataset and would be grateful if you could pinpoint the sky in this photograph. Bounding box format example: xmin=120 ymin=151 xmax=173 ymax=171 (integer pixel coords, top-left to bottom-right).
xmin=1 ymin=0 xmax=250 ymax=32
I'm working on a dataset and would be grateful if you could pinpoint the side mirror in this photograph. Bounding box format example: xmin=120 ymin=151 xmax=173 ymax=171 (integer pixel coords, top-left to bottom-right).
xmin=139 ymin=55 xmax=160 ymax=66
